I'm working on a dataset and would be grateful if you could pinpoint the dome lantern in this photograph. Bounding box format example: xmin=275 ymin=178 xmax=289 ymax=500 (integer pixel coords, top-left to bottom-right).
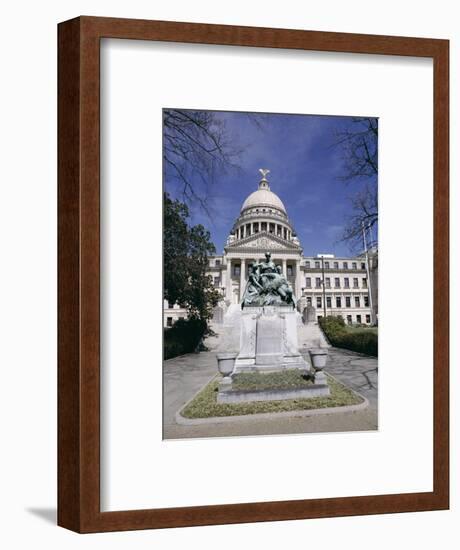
xmin=258 ymin=168 xmax=271 ymax=190
xmin=240 ymin=169 xmax=287 ymax=215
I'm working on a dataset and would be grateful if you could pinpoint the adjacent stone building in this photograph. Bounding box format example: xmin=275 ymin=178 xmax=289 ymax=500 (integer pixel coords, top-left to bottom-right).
xmin=164 ymin=172 xmax=377 ymax=327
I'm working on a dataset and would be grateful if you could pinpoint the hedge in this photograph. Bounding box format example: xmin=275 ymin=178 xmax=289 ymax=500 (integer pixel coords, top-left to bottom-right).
xmin=164 ymin=317 xmax=207 ymax=360
xmin=319 ymin=316 xmax=378 ymax=357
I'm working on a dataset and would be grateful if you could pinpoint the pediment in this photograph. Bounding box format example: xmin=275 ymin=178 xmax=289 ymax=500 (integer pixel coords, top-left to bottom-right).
xmin=226 ymin=231 xmax=300 ymax=252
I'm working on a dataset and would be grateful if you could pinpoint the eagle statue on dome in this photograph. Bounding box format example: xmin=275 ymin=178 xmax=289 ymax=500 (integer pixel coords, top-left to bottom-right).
xmin=259 ymin=168 xmax=270 ymax=180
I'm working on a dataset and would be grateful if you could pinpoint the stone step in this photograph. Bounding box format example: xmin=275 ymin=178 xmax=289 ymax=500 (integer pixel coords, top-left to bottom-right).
xmin=205 ymin=323 xmax=225 ymax=351
xmin=297 ymin=322 xmax=330 ymax=350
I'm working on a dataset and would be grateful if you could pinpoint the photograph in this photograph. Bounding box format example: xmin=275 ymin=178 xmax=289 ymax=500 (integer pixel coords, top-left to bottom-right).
xmin=163 ymin=108 xmax=378 ymax=439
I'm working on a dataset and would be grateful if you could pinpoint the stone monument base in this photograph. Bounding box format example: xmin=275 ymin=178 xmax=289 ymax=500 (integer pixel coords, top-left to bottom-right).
xmin=234 ymin=306 xmax=310 ymax=374
xmin=217 ymin=382 xmax=330 ymax=404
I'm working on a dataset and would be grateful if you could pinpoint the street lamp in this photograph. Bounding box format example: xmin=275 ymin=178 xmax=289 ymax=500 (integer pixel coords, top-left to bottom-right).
xmin=320 ymin=255 xmax=327 ymax=318
xmin=361 ymin=222 xmax=375 ymax=325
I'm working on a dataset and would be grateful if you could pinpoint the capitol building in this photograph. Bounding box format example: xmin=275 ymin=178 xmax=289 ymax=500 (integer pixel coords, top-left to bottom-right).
xmin=164 ymin=170 xmax=377 ymax=327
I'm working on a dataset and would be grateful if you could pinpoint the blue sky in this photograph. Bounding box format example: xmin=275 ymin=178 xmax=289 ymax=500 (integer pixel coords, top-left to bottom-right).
xmin=164 ymin=110 xmax=377 ymax=257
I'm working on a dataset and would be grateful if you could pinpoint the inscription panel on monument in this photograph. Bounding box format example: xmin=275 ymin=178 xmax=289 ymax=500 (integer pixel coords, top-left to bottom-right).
xmin=255 ymin=309 xmax=283 ymax=366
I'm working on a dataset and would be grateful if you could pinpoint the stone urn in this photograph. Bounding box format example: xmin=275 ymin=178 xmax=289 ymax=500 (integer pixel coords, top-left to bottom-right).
xmin=216 ymin=352 xmax=237 ymax=392
xmin=216 ymin=352 xmax=237 ymax=376
xmin=309 ymin=348 xmax=329 ymax=371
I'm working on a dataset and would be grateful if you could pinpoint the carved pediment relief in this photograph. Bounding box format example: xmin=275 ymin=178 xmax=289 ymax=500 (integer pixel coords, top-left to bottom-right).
xmin=226 ymin=231 xmax=300 ymax=252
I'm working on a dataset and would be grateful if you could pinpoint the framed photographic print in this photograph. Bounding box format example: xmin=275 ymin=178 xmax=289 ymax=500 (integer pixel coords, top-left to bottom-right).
xmin=58 ymin=16 xmax=449 ymax=533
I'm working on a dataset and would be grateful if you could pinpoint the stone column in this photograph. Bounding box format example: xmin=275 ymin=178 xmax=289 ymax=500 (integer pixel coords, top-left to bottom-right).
xmin=239 ymin=259 xmax=246 ymax=301
xmin=226 ymin=259 xmax=232 ymax=301
xmin=282 ymin=258 xmax=287 ymax=277
xmin=295 ymin=259 xmax=302 ymax=299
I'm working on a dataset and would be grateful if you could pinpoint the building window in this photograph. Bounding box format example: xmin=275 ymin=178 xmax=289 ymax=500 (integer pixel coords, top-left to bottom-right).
xmin=334 ymin=277 xmax=340 ymax=288
xmin=215 ymin=259 xmax=221 ymax=266
xmin=346 ymin=315 xmax=352 ymax=325
xmin=287 ymin=266 xmax=293 ymax=277
xmin=325 ymin=261 xmax=330 ymax=269
xmin=315 ymin=277 xmax=321 ymax=288
xmin=364 ymin=295 xmax=369 ymax=307
xmin=269 ymin=223 xmax=275 ymax=233
xmin=166 ymin=317 xmax=173 ymax=327
xmin=336 ymin=296 xmax=342 ymax=308
xmin=246 ymin=224 xmax=251 ymax=236
xmin=214 ymin=277 xmax=220 ymax=286
xmin=261 ymin=222 xmax=267 ymax=232
xmin=326 ymin=296 xmax=332 ymax=308
xmin=343 ymin=262 xmax=348 ymax=269
xmin=305 ymin=261 xmax=310 ymax=268
xmin=277 ymin=226 xmax=282 ymax=236
xmin=354 ymin=296 xmax=360 ymax=307
xmin=316 ymin=297 xmax=322 ymax=308
xmin=283 ymin=227 xmax=287 ymax=239
xmin=254 ymin=224 xmax=259 ymax=233
xmin=362 ymin=278 xmax=368 ymax=288
xmin=361 ymin=262 xmax=366 ymax=270
xmin=357 ymin=314 xmax=362 ymax=324
xmin=325 ymin=277 xmax=330 ymax=288
xmin=234 ymin=264 xmax=241 ymax=276
xmin=344 ymin=277 xmax=350 ymax=288
xmin=366 ymin=314 xmax=371 ymax=324
xmin=333 ymin=261 xmax=339 ymax=269
xmin=353 ymin=277 xmax=359 ymax=288
xmin=168 ymin=301 xmax=174 ymax=309
xmin=315 ymin=261 xmax=320 ymax=268
xmin=352 ymin=262 xmax=357 ymax=269
xmin=305 ymin=277 xmax=311 ymax=288
xmin=306 ymin=297 xmax=312 ymax=306
xmin=345 ymin=296 xmax=351 ymax=308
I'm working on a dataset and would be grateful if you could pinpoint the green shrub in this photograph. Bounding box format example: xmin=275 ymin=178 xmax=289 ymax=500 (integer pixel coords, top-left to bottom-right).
xmin=164 ymin=317 xmax=207 ymax=359
xmin=319 ymin=316 xmax=378 ymax=357
xmin=331 ymin=331 xmax=378 ymax=357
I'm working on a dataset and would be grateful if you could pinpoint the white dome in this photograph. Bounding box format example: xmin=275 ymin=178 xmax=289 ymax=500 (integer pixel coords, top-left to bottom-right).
xmin=241 ymin=188 xmax=287 ymax=214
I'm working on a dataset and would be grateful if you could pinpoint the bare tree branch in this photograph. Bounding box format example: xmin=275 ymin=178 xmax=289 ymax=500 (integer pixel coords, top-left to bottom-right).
xmin=163 ymin=109 xmax=246 ymax=216
xmin=333 ymin=117 xmax=378 ymax=252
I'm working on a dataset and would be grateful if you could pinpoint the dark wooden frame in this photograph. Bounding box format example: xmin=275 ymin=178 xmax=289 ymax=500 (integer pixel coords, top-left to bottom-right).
xmin=58 ymin=16 xmax=449 ymax=533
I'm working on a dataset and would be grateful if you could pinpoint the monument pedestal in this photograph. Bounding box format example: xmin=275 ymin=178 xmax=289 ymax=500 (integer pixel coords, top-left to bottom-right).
xmin=234 ymin=306 xmax=310 ymax=374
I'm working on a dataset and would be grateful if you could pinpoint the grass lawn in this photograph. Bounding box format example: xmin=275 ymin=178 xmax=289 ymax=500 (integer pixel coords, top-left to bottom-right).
xmin=231 ymin=369 xmax=313 ymax=391
xmin=181 ymin=372 xmax=364 ymax=419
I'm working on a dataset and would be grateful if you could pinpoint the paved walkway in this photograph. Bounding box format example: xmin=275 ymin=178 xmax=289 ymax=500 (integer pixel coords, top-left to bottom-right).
xmin=163 ymin=348 xmax=378 ymax=440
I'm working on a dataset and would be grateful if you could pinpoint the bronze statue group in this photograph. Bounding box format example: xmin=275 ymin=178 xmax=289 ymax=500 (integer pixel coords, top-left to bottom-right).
xmin=241 ymin=252 xmax=296 ymax=309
